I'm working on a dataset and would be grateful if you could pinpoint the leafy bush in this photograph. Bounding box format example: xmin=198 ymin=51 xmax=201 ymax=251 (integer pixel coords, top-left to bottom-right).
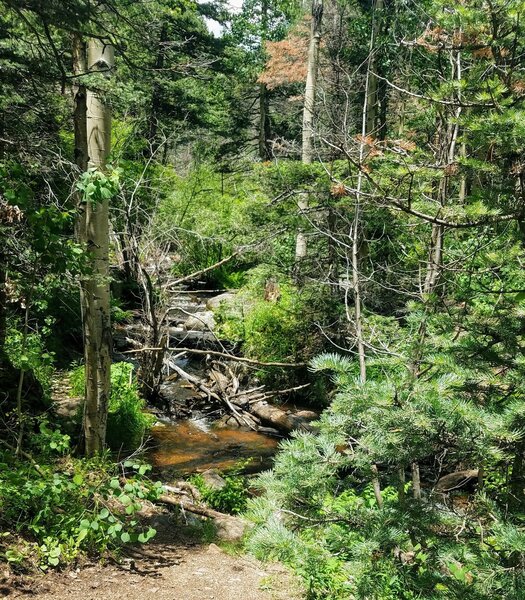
xmin=71 ymin=362 xmax=154 ymax=451
xmin=6 ymin=327 xmax=55 ymax=402
xmin=214 ymin=266 xmax=334 ymax=386
xmin=0 ymin=440 xmax=160 ymax=569
xmin=190 ymin=472 xmax=248 ymax=515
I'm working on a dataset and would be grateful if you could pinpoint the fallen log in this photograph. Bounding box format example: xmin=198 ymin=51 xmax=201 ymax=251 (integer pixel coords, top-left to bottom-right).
xmin=250 ymin=400 xmax=318 ymax=433
xmin=158 ymin=491 xmax=249 ymax=542
xmin=434 ymin=469 xmax=479 ymax=493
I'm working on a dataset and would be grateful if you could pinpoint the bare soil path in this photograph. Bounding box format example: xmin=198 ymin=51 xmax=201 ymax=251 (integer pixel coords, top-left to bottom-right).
xmin=2 ymin=514 xmax=303 ymax=600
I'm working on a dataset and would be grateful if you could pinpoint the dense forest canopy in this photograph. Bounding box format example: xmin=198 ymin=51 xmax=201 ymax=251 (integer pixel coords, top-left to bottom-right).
xmin=1 ymin=0 xmax=525 ymax=598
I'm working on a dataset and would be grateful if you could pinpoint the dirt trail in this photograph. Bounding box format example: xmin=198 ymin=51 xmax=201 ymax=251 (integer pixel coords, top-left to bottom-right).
xmin=3 ymin=514 xmax=303 ymax=600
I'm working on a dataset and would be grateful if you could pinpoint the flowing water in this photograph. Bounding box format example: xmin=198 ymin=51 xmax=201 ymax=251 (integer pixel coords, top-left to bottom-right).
xmin=142 ymin=288 xmax=289 ymax=477
xmin=148 ymin=418 xmax=280 ymax=475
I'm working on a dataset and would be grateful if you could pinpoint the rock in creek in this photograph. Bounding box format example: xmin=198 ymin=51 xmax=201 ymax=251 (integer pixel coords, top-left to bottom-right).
xmin=183 ymin=311 xmax=216 ymax=332
xmin=206 ymin=292 xmax=237 ymax=311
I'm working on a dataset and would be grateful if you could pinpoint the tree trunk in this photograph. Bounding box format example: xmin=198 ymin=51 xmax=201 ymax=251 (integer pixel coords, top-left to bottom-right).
xmin=72 ymin=34 xmax=88 ymax=173
xmin=365 ymin=0 xmax=384 ymax=137
xmin=258 ymin=0 xmax=271 ymax=160
xmin=294 ymin=0 xmax=323 ymax=277
xmin=258 ymin=83 xmax=271 ymax=160
xmin=81 ymin=39 xmax=114 ymax=456
xmin=0 ymin=238 xmax=16 ymax=394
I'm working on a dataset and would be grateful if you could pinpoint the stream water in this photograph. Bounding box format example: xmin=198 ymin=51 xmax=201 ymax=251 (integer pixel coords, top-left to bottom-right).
xmin=139 ymin=288 xmax=284 ymax=477
xmin=149 ymin=419 xmax=280 ymax=475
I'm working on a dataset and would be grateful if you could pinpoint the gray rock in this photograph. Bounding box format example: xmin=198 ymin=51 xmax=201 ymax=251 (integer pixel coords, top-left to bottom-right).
xmin=201 ymin=469 xmax=227 ymax=491
xmin=206 ymin=292 xmax=236 ymax=311
xmin=214 ymin=516 xmax=250 ymax=543
xmin=183 ymin=311 xmax=216 ymax=331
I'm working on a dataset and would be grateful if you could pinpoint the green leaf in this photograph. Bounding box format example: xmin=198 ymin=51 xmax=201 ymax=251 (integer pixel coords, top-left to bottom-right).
xmin=120 ymin=532 xmax=131 ymax=543
xmin=77 ymin=529 xmax=88 ymax=543
xmin=72 ymin=474 xmax=84 ymax=486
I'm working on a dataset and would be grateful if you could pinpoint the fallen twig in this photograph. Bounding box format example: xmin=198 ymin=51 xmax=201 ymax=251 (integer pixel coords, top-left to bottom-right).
xmin=170 ymin=347 xmax=307 ymax=368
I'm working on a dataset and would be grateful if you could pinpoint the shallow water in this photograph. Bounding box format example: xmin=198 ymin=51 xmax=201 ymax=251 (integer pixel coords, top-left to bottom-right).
xmin=148 ymin=419 xmax=280 ymax=475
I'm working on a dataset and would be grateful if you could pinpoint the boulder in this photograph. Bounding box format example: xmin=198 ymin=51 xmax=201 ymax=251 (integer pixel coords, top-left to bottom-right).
xmin=214 ymin=515 xmax=250 ymax=543
xmin=206 ymin=292 xmax=236 ymax=311
xmin=183 ymin=311 xmax=216 ymax=331
xmin=201 ymin=469 xmax=227 ymax=491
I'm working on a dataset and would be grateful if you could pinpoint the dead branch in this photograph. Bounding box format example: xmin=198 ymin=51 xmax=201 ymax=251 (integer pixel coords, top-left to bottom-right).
xmin=168 ymin=347 xmax=307 ymax=368
xmin=165 ymin=251 xmax=240 ymax=288
xmin=169 ymin=361 xmax=257 ymax=430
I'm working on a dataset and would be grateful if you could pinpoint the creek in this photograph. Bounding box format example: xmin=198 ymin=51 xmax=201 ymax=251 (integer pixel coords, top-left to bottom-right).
xmin=124 ymin=287 xmax=307 ymax=477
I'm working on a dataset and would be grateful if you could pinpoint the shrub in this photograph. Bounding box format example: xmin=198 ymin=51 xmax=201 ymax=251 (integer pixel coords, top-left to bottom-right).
xmin=246 ymin=352 xmax=525 ymax=599
xmin=214 ymin=266 xmax=333 ymax=386
xmin=0 ymin=445 xmax=161 ymax=569
xmin=71 ymin=362 xmax=154 ymax=451
xmin=6 ymin=327 xmax=54 ymax=402
xmin=190 ymin=472 xmax=248 ymax=515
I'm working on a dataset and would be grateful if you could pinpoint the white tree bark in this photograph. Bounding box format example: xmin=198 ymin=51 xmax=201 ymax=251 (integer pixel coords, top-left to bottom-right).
xmin=82 ymin=39 xmax=114 ymax=456
xmin=294 ymin=0 xmax=323 ymax=274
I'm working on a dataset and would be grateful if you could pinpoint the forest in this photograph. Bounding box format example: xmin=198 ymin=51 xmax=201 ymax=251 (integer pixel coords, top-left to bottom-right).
xmin=1 ymin=0 xmax=525 ymax=598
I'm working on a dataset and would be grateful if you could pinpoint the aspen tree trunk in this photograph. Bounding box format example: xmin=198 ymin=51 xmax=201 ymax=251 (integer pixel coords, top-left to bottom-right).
xmin=72 ymin=34 xmax=88 ymax=174
xmin=294 ymin=0 xmax=323 ymax=277
xmin=81 ymin=39 xmax=114 ymax=456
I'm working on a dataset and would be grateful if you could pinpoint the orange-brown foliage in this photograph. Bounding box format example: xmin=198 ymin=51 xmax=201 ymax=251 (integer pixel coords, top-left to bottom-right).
xmin=258 ymin=19 xmax=309 ymax=90
xmin=330 ymin=183 xmax=348 ymax=198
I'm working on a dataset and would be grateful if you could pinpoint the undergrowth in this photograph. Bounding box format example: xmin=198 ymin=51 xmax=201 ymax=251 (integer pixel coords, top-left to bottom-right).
xmin=0 ymin=426 xmax=161 ymax=570
xmin=189 ymin=471 xmax=248 ymax=515
xmin=70 ymin=362 xmax=154 ymax=451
